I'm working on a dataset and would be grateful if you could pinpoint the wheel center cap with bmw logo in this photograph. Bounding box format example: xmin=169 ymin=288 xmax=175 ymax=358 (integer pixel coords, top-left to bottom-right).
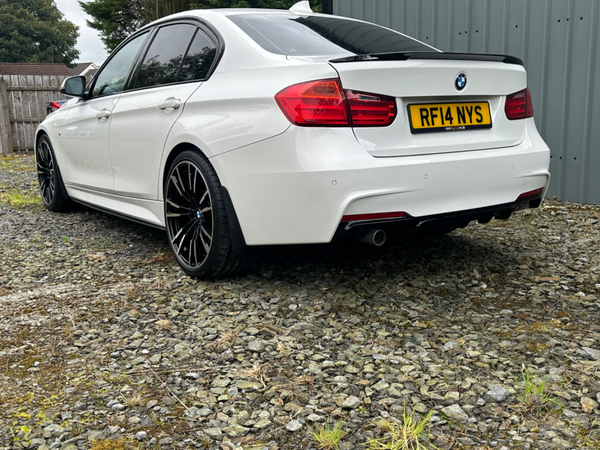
xmin=455 ymin=73 xmax=467 ymax=90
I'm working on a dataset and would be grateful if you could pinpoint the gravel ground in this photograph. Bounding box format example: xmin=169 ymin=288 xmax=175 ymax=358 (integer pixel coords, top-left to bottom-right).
xmin=1 ymin=154 xmax=600 ymax=450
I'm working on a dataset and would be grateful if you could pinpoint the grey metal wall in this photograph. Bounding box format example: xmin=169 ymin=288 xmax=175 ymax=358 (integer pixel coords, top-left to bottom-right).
xmin=333 ymin=0 xmax=600 ymax=204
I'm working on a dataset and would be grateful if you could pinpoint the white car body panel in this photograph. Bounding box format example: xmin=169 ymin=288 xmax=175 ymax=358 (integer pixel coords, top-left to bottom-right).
xmin=158 ymin=62 xmax=336 ymax=161
xmin=67 ymin=184 xmax=165 ymax=226
xmin=331 ymin=60 xmax=527 ymax=157
xmin=213 ymin=119 xmax=549 ymax=245
xmin=36 ymin=6 xmax=551 ymax=257
xmin=54 ymin=96 xmax=120 ymax=190
xmin=110 ymin=83 xmax=201 ymax=199
xmin=330 ymin=60 xmax=526 ymax=97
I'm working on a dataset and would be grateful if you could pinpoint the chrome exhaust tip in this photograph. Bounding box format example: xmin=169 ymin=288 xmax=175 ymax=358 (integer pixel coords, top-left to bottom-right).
xmin=358 ymin=229 xmax=386 ymax=247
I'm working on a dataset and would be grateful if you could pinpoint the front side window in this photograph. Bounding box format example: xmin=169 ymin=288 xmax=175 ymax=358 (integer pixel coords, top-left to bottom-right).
xmin=134 ymin=24 xmax=197 ymax=89
xmin=229 ymin=14 xmax=435 ymax=57
xmin=92 ymin=32 xmax=148 ymax=98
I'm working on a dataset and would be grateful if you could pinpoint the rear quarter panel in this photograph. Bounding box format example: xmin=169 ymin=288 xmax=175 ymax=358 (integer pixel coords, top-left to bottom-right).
xmin=159 ymin=18 xmax=341 ymax=198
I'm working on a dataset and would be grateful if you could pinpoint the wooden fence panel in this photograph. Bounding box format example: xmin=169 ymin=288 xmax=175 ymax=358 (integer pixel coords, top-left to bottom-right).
xmin=0 ymin=74 xmax=69 ymax=153
xmin=0 ymin=79 xmax=12 ymax=156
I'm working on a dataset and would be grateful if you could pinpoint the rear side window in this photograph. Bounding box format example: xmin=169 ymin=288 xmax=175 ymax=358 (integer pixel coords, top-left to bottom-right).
xmin=229 ymin=14 xmax=434 ymax=57
xmin=134 ymin=24 xmax=197 ymax=88
xmin=179 ymin=30 xmax=217 ymax=81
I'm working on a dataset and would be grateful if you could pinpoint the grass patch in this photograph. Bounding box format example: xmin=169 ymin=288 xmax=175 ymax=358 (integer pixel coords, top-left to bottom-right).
xmin=0 ymin=188 xmax=41 ymax=207
xmin=90 ymin=438 xmax=132 ymax=450
xmin=368 ymin=410 xmax=439 ymax=450
xmin=310 ymin=420 xmax=346 ymax=450
xmin=0 ymin=154 xmax=35 ymax=172
xmin=515 ymin=365 xmax=562 ymax=412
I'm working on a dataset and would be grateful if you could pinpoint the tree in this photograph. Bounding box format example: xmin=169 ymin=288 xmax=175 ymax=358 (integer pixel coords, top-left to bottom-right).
xmin=80 ymin=0 xmax=321 ymax=52
xmin=79 ymin=0 xmax=142 ymax=52
xmin=0 ymin=0 xmax=79 ymax=66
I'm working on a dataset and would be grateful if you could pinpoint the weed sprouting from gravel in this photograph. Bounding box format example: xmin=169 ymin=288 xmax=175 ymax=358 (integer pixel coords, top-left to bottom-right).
xmin=310 ymin=420 xmax=346 ymax=450
xmin=242 ymin=361 xmax=268 ymax=388
xmin=516 ymin=365 xmax=563 ymax=413
xmin=368 ymin=410 xmax=439 ymax=450
xmin=217 ymin=328 xmax=238 ymax=349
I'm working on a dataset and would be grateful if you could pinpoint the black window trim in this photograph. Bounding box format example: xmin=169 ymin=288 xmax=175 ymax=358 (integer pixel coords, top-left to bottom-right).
xmin=86 ymin=30 xmax=152 ymax=100
xmin=176 ymin=28 xmax=199 ymax=82
xmin=127 ymin=18 xmax=223 ymax=94
xmin=85 ymin=17 xmax=224 ymax=100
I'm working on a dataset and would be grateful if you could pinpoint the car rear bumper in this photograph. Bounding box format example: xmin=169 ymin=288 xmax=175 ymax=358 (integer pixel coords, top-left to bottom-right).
xmin=333 ymin=190 xmax=543 ymax=242
xmin=212 ymin=119 xmax=550 ymax=246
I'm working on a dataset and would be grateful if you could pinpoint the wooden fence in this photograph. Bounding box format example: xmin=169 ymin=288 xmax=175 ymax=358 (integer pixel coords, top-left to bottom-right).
xmin=0 ymin=75 xmax=70 ymax=155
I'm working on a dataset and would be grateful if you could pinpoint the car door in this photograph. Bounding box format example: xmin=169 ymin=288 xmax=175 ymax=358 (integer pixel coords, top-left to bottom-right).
xmin=108 ymin=23 xmax=219 ymax=199
xmin=56 ymin=32 xmax=149 ymax=191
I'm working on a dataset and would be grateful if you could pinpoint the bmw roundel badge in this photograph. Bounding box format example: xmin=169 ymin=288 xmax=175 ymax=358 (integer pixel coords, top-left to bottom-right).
xmin=455 ymin=73 xmax=467 ymax=91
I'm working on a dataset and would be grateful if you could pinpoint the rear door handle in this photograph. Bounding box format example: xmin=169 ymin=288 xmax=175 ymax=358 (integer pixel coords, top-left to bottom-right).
xmin=96 ymin=109 xmax=110 ymax=120
xmin=158 ymin=98 xmax=181 ymax=111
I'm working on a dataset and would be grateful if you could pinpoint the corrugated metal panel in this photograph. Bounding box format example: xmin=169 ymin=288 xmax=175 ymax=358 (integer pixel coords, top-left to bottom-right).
xmin=333 ymin=0 xmax=600 ymax=204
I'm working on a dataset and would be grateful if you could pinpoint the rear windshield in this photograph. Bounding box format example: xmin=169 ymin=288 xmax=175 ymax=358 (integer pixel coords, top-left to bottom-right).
xmin=228 ymin=14 xmax=435 ymax=57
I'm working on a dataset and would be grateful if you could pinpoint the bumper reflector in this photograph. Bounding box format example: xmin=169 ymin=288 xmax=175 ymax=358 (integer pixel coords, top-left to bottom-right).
xmin=341 ymin=211 xmax=408 ymax=222
xmin=517 ymin=188 xmax=544 ymax=200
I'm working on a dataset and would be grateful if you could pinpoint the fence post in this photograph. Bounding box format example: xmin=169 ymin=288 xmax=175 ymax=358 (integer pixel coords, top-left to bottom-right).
xmin=0 ymin=78 xmax=13 ymax=156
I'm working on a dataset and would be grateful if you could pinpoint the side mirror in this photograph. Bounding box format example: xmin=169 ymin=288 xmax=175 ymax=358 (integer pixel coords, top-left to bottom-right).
xmin=60 ymin=76 xmax=86 ymax=97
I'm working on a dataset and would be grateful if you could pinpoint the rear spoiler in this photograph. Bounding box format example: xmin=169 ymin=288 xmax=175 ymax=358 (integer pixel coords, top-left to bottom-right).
xmin=330 ymin=51 xmax=524 ymax=66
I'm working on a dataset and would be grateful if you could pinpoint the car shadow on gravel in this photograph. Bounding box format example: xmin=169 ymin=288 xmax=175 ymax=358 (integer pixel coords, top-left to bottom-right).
xmin=71 ymin=205 xmax=518 ymax=282
xmin=247 ymin=230 xmax=519 ymax=282
xmin=70 ymin=206 xmax=170 ymax=249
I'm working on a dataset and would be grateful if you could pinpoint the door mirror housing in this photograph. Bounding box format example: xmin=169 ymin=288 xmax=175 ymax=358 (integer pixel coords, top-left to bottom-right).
xmin=60 ymin=76 xmax=87 ymax=98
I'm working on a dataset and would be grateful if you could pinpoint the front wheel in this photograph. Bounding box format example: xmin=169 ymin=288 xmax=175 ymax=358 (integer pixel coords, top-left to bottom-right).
xmin=35 ymin=135 xmax=72 ymax=212
xmin=164 ymin=150 xmax=246 ymax=278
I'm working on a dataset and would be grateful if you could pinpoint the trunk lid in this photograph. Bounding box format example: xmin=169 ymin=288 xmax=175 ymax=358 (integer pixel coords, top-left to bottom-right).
xmin=329 ymin=58 xmax=528 ymax=157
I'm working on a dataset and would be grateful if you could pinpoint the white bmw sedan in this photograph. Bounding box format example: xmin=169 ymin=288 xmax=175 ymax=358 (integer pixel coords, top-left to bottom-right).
xmin=36 ymin=1 xmax=550 ymax=277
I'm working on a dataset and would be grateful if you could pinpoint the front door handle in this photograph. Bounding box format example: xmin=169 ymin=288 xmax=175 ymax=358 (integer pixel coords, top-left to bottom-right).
xmin=96 ymin=109 xmax=110 ymax=120
xmin=158 ymin=98 xmax=181 ymax=111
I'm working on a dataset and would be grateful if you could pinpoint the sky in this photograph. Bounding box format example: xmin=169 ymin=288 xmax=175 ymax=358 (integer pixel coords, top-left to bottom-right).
xmin=54 ymin=0 xmax=109 ymax=65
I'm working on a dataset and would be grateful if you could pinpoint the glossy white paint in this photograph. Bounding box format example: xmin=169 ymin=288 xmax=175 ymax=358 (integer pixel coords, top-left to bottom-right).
xmin=160 ymin=63 xmax=336 ymax=158
xmin=213 ymin=119 xmax=549 ymax=245
xmin=66 ymin=184 xmax=165 ymax=226
xmin=37 ymin=6 xmax=550 ymax=248
xmin=332 ymin=60 xmax=528 ymax=157
xmin=110 ymin=83 xmax=201 ymax=199
xmin=54 ymin=95 xmax=120 ymax=190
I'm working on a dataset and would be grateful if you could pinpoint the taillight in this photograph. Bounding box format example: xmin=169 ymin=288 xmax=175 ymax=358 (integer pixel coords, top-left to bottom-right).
xmin=275 ymin=79 xmax=396 ymax=127
xmin=275 ymin=79 xmax=348 ymax=126
xmin=345 ymin=90 xmax=397 ymax=126
xmin=505 ymin=87 xmax=534 ymax=120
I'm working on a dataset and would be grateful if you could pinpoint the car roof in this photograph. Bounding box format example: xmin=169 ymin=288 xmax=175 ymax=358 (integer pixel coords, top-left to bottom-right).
xmin=144 ymin=7 xmax=334 ymax=29
xmin=207 ymin=9 xmax=300 ymax=15
xmin=140 ymin=8 xmax=283 ymax=30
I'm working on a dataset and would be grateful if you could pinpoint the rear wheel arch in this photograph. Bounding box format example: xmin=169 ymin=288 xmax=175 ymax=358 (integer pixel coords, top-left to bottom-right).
xmin=162 ymin=145 xmax=248 ymax=277
xmin=162 ymin=143 xmax=208 ymax=195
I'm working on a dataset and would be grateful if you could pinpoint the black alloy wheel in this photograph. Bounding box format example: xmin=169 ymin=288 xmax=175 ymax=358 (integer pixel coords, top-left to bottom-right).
xmin=164 ymin=150 xmax=246 ymax=278
xmin=35 ymin=135 xmax=71 ymax=212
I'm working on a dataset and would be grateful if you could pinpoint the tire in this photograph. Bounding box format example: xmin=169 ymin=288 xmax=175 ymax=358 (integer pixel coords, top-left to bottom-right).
xmin=164 ymin=150 xmax=246 ymax=278
xmin=35 ymin=135 xmax=72 ymax=212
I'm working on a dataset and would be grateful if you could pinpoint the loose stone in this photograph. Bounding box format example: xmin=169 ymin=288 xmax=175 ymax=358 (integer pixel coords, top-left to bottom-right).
xmin=285 ymin=420 xmax=303 ymax=432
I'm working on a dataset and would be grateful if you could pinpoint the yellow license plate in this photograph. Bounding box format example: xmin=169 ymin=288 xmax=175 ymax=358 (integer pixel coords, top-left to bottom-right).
xmin=408 ymin=102 xmax=492 ymax=133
